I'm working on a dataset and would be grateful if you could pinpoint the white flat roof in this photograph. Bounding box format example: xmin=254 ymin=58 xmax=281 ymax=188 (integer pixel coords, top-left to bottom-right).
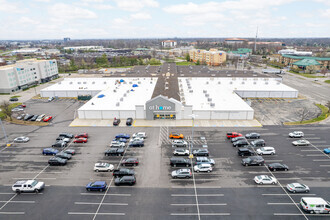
xmin=78 ymin=77 xmax=157 ymax=111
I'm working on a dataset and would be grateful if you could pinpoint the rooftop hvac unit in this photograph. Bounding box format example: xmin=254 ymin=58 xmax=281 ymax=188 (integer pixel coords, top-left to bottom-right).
xmin=150 ymin=81 xmax=152 ymax=84
xmin=277 ymin=82 xmax=280 ymax=85
xmin=230 ymin=81 xmax=233 ymax=84
xmin=129 ymin=82 xmax=132 ymax=84
xmin=206 ymin=81 xmax=209 ymax=84
xmin=227 ymin=74 xmax=231 ymax=77
xmin=188 ymin=86 xmax=191 ymax=89
xmin=242 ymin=82 xmax=245 ymax=84
xmin=265 ymin=82 xmax=268 ymax=85
xmin=127 ymin=90 xmax=130 ymax=93
xmin=207 ymin=98 xmax=212 ymax=102
xmin=254 ymin=82 xmax=257 ymax=84
xmin=113 ymin=90 xmax=116 ymax=92
xmin=189 ymin=90 xmax=193 ymax=93
xmin=210 ymin=103 xmax=215 ymax=107
xmin=69 ymin=82 xmax=72 ymax=84
xmin=83 ymin=82 xmax=87 ymax=84
xmin=92 ymin=82 xmax=95 ymax=84
xmin=104 ymin=81 xmax=107 ymax=84
xmin=116 ymin=102 xmax=120 ymax=106
xmin=203 ymin=90 xmax=207 ymax=93
xmin=120 ymin=97 xmax=123 ymax=101
xmin=218 ymin=81 xmax=221 ymax=84
xmin=205 ymin=94 xmax=209 ymax=97
xmin=58 ymin=82 xmax=61 ymax=84
xmin=123 ymin=93 xmax=127 ymax=97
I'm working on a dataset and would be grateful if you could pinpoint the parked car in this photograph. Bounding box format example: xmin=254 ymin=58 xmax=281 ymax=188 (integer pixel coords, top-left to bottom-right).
xmin=300 ymin=197 xmax=330 ymax=214
xmin=17 ymin=104 xmax=26 ymax=108
xmin=94 ymin=163 xmax=114 ymax=172
xmin=113 ymin=138 xmax=128 ymax=143
xmin=12 ymin=180 xmax=45 ymax=193
xmin=237 ymin=148 xmax=255 ymax=157
xmin=73 ymin=138 xmax=88 ymax=143
xmin=192 ymin=149 xmax=209 ymax=156
xmin=245 ymin=133 xmax=261 ymax=139
xmin=52 ymin=140 xmax=67 ymax=148
xmin=170 ymin=157 xmax=191 ymax=167
xmin=24 ymin=114 xmax=33 ymax=121
xmin=14 ymin=136 xmax=29 ymax=143
xmin=233 ymin=139 xmax=249 ymax=147
xmin=9 ymin=98 xmax=18 ymax=102
xmin=193 ymin=164 xmax=212 ymax=173
xmin=254 ymin=175 xmax=277 ymax=184
xmin=226 ymin=132 xmax=242 ymax=139
xmin=113 ymin=168 xmax=135 ymax=177
xmin=324 ymin=148 xmax=330 ymax=154
xmin=59 ymin=133 xmax=74 ymax=139
xmin=110 ymin=141 xmax=125 ymax=148
xmin=30 ymin=115 xmax=39 ymax=121
xmin=128 ymin=140 xmax=144 ymax=147
xmin=113 ymin=118 xmax=121 ymax=126
xmin=36 ymin=114 xmax=45 ymax=122
xmin=43 ymin=116 xmax=52 ymax=122
xmin=172 ymin=139 xmax=188 ymax=147
xmin=63 ymin=148 xmax=75 ymax=155
xmin=55 ymin=152 xmax=72 ymax=160
xmin=251 ymin=139 xmax=266 ymax=147
xmin=173 ymin=149 xmax=189 ymax=156
xmin=56 ymin=136 xmax=70 ymax=143
xmin=121 ymin=158 xmax=139 ymax=166
xmin=132 ymin=132 xmax=147 ymax=139
xmin=169 ymin=132 xmax=184 ymax=139
xmin=48 ymin=157 xmax=67 ymax=166
xmin=256 ymin=147 xmax=276 ymax=155
xmin=231 ymin=136 xmax=246 ymax=143
xmin=286 ymin=183 xmax=310 ymax=193
xmin=115 ymin=133 xmax=130 ymax=139
xmin=11 ymin=107 xmax=24 ymax=112
xmin=241 ymin=156 xmax=264 ymax=166
xmin=17 ymin=114 xmax=25 ymax=120
xmin=289 ymin=131 xmax=304 ymax=138
xmin=75 ymin=133 xmax=88 ymax=138
xmin=268 ymin=163 xmax=289 ymax=171
xmin=171 ymin=169 xmax=192 ymax=179
xmin=42 ymin=148 xmax=59 ymax=155
xmin=114 ymin=176 xmax=136 ymax=186
xmin=195 ymin=157 xmax=215 ymax=166
xmin=86 ymin=181 xmax=107 ymax=192
xmin=48 ymin=97 xmax=54 ymax=102
xmin=104 ymin=148 xmax=125 ymax=156
xmin=292 ymin=140 xmax=310 ymax=146
xmin=129 ymin=137 xmax=144 ymax=142
xmin=126 ymin=117 xmax=133 ymax=126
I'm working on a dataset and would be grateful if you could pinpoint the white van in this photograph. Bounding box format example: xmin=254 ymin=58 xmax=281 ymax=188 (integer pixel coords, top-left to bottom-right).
xmin=300 ymin=197 xmax=330 ymax=214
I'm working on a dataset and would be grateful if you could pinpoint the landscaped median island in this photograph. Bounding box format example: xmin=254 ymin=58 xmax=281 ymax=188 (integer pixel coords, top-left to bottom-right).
xmin=284 ymin=104 xmax=329 ymax=125
xmin=325 ymin=80 xmax=330 ymax=84
xmin=288 ymin=71 xmax=326 ymax=79
xmin=0 ymin=102 xmax=22 ymax=119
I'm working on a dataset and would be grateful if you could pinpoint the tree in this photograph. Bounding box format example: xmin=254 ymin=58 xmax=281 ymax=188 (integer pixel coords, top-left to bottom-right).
xmin=185 ymin=53 xmax=190 ymax=62
xmin=0 ymin=101 xmax=13 ymax=121
xmin=320 ymin=68 xmax=327 ymax=76
xmin=296 ymin=107 xmax=311 ymax=123
xmin=196 ymin=60 xmax=200 ymax=65
xmin=325 ymin=101 xmax=330 ymax=113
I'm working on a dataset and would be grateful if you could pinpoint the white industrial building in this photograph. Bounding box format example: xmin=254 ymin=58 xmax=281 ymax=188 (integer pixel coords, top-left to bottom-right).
xmin=0 ymin=59 xmax=58 ymax=93
xmin=63 ymin=46 xmax=104 ymax=51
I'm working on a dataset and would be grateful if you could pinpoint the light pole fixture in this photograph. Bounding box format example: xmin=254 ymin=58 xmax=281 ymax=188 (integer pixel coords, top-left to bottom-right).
xmin=188 ymin=114 xmax=198 ymax=158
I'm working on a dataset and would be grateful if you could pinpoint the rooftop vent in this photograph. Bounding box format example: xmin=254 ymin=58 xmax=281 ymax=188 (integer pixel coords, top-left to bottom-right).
xmin=242 ymin=82 xmax=245 ymax=84
xmin=123 ymin=93 xmax=127 ymax=97
xmin=254 ymin=82 xmax=257 ymax=84
xmin=104 ymin=81 xmax=106 ymax=84
xmin=218 ymin=81 xmax=221 ymax=84
xmin=69 ymin=82 xmax=72 ymax=84
xmin=205 ymin=94 xmax=209 ymax=97
xmin=120 ymin=97 xmax=123 ymax=101
xmin=230 ymin=81 xmax=233 ymax=84
xmin=113 ymin=90 xmax=116 ymax=92
xmin=206 ymin=81 xmax=209 ymax=84
xmin=210 ymin=103 xmax=215 ymax=107
xmin=189 ymin=90 xmax=193 ymax=93
xmin=203 ymin=90 xmax=207 ymax=93
xmin=207 ymin=98 xmax=212 ymax=102
xmin=116 ymin=102 xmax=120 ymax=106
xmin=92 ymin=82 xmax=95 ymax=84
xmin=265 ymin=82 xmax=268 ymax=85
xmin=83 ymin=82 xmax=87 ymax=84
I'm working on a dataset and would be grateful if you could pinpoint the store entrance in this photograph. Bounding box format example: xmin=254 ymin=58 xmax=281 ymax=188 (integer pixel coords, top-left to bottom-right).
xmin=154 ymin=113 xmax=176 ymax=120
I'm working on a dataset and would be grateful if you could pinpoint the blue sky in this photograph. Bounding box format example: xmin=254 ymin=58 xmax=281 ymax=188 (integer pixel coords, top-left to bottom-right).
xmin=0 ymin=0 xmax=329 ymax=40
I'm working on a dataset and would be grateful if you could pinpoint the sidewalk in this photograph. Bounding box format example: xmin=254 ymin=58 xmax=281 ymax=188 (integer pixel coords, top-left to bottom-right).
xmin=69 ymin=118 xmax=262 ymax=127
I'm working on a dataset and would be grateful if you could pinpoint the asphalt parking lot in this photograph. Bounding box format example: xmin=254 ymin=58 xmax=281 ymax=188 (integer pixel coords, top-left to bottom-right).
xmin=0 ymin=99 xmax=329 ymax=220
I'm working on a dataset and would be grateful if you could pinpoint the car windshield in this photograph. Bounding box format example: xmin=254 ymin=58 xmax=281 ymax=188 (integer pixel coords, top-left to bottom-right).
xmin=246 ymin=158 xmax=252 ymax=162
xmin=31 ymin=180 xmax=38 ymax=187
xmin=260 ymin=147 xmax=265 ymax=151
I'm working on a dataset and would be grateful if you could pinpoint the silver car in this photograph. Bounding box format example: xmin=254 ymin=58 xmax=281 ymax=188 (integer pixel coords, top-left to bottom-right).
xmin=286 ymin=183 xmax=310 ymax=193
xmin=292 ymin=140 xmax=310 ymax=146
xmin=14 ymin=136 xmax=30 ymax=143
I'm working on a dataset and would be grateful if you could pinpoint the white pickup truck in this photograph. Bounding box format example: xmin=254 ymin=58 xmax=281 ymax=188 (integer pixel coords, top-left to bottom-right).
xmin=12 ymin=180 xmax=45 ymax=193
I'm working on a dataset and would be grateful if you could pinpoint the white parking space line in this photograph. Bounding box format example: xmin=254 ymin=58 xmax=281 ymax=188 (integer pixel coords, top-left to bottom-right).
xmin=248 ymin=171 xmax=295 ymax=174
xmin=268 ymin=203 xmax=299 ymax=205
xmin=310 ymin=141 xmax=327 ymax=144
xmin=171 ymin=203 xmax=227 ymax=206
xmin=80 ymin=193 xmax=131 ymax=196
xmin=171 ymin=213 xmax=231 ymax=216
xmin=0 ymin=212 xmax=25 ymax=215
xmin=171 ymin=178 xmax=219 ymax=181
xmin=170 ymin=186 xmax=222 ymax=189
xmin=0 ymin=201 xmax=35 ymax=204
xmin=263 ymin=194 xmax=316 ymax=196
xmin=68 ymin=212 xmax=125 ymax=216
xmin=304 ymin=134 xmax=316 ymax=136
xmin=313 ymin=159 xmax=330 ymax=161
xmin=12 ymin=177 xmax=56 ymax=180
xmin=320 ymin=165 xmax=330 ymax=167
xmin=306 ymin=154 xmax=326 ymax=156
xmin=276 ymin=178 xmax=300 ymax=180
xmin=171 ymin=194 xmax=224 ymax=197
xmin=301 ymin=149 xmax=320 ymax=152
xmin=265 ymin=160 xmax=283 ymax=162
xmin=275 ymin=213 xmax=330 ymax=216
xmin=257 ymin=185 xmax=281 ymax=188
xmin=304 ymin=137 xmax=320 ymax=140
xmin=74 ymin=202 xmax=128 ymax=205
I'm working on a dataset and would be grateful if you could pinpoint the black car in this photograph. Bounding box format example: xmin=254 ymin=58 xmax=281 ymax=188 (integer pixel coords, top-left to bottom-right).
xmin=192 ymin=149 xmax=209 ymax=156
xmin=48 ymin=157 xmax=67 ymax=166
xmin=121 ymin=158 xmax=139 ymax=166
xmin=52 ymin=140 xmax=67 ymax=148
xmin=59 ymin=133 xmax=74 ymax=139
xmin=24 ymin=114 xmax=33 ymax=121
xmin=113 ymin=118 xmax=121 ymax=126
xmin=268 ymin=163 xmax=289 ymax=171
xmin=245 ymin=133 xmax=261 ymax=139
xmin=233 ymin=139 xmax=249 ymax=147
xmin=104 ymin=148 xmax=125 ymax=156
xmin=231 ymin=136 xmax=246 ymax=143
xmin=126 ymin=118 xmax=133 ymax=126
xmin=251 ymin=139 xmax=266 ymax=147
xmin=128 ymin=140 xmax=144 ymax=147
xmin=55 ymin=152 xmax=72 ymax=160
xmin=9 ymin=98 xmax=18 ymax=102
xmin=238 ymin=148 xmax=255 ymax=157
xmin=114 ymin=176 xmax=136 ymax=186
xmin=170 ymin=157 xmax=191 ymax=167
xmin=30 ymin=115 xmax=39 ymax=121
xmin=241 ymin=156 xmax=264 ymax=166
xmin=113 ymin=168 xmax=135 ymax=177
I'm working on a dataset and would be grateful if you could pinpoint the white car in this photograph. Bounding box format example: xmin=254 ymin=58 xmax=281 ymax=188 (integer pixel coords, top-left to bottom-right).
xmin=12 ymin=180 xmax=45 ymax=193
xmin=110 ymin=141 xmax=125 ymax=148
xmin=132 ymin=132 xmax=146 ymax=139
xmin=173 ymin=149 xmax=189 ymax=156
xmin=292 ymin=140 xmax=310 ymax=146
xmin=130 ymin=137 xmax=144 ymax=142
xmin=194 ymin=164 xmax=212 ymax=173
xmin=289 ymin=131 xmax=304 ymax=138
xmin=94 ymin=163 xmax=114 ymax=172
xmin=36 ymin=114 xmax=45 ymax=122
xmin=254 ymin=175 xmax=277 ymax=185
xmin=172 ymin=140 xmax=188 ymax=147
xmin=256 ymin=147 xmax=275 ymax=155
xmin=14 ymin=136 xmax=30 ymax=143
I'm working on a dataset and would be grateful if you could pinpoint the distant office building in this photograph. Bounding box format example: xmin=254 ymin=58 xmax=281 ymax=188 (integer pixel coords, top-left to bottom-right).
xmin=64 ymin=37 xmax=71 ymax=42
xmin=0 ymin=59 xmax=58 ymax=93
xmin=224 ymin=38 xmax=248 ymax=44
xmin=189 ymin=49 xmax=226 ymax=66
xmin=279 ymin=55 xmax=329 ymax=70
xmin=278 ymin=49 xmax=312 ymax=56
xmin=11 ymin=48 xmax=42 ymax=55
xmin=63 ymin=46 xmax=104 ymax=51
xmin=161 ymin=40 xmax=177 ymax=48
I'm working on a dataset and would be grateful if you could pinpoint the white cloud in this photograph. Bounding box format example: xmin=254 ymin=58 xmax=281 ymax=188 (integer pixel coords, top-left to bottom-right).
xmin=48 ymin=3 xmax=97 ymax=21
xmin=113 ymin=0 xmax=159 ymax=12
xmin=82 ymin=0 xmax=104 ymax=2
xmin=33 ymin=0 xmax=51 ymax=2
xmin=0 ymin=0 xmax=24 ymax=13
xmin=18 ymin=17 xmax=40 ymax=25
xmin=314 ymin=0 xmax=330 ymax=6
xmin=113 ymin=18 xmax=130 ymax=26
xmin=305 ymin=22 xmax=325 ymax=28
xmin=320 ymin=8 xmax=330 ymax=18
xmin=92 ymin=4 xmax=113 ymax=10
xmin=130 ymin=12 xmax=151 ymax=20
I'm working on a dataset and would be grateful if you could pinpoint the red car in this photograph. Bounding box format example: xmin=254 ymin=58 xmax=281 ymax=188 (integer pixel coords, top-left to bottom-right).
xmin=43 ymin=116 xmax=53 ymax=122
xmin=226 ymin=132 xmax=242 ymax=139
xmin=18 ymin=104 xmax=26 ymax=108
xmin=75 ymin=133 xmax=88 ymax=138
xmin=73 ymin=138 xmax=88 ymax=143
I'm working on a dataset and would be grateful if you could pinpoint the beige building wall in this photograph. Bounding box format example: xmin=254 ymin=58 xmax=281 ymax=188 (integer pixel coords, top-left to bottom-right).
xmin=189 ymin=49 xmax=226 ymax=66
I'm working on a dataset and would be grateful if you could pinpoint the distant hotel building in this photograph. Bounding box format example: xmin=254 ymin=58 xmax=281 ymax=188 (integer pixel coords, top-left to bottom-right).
xmin=161 ymin=40 xmax=177 ymax=48
xmin=189 ymin=49 xmax=226 ymax=66
xmin=0 ymin=59 xmax=58 ymax=93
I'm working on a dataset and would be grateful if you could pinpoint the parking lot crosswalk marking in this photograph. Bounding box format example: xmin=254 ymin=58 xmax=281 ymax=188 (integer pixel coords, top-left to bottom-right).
xmin=265 ymin=160 xmax=283 ymax=162
xmin=275 ymin=213 xmax=330 ymax=216
xmin=276 ymin=178 xmax=300 ymax=180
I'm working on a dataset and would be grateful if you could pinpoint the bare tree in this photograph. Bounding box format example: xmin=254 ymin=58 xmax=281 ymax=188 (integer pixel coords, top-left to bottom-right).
xmin=296 ymin=107 xmax=311 ymax=123
xmin=320 ymin=68 xmax=327 ymax=76
xmin=0 ymin=101 xmax=13 ymax=121
xmin=325 ymin=101 xmax=330 ymax=113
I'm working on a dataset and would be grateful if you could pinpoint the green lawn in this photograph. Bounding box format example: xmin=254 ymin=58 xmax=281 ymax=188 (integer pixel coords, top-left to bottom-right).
xmin=288 ymin=71 xmax=326 ymax=78
xmin=176 ymin=61 xmax=196 ymax=66
xmin=324 ymin=80 xmax=330 ymax=84
xmin=10 ymin=95 xmax=21 ymax=98
xmin=284 ymin=104 xmax=329 ymax=125
xmin=0 ymin=102 xmax=22 ymax=119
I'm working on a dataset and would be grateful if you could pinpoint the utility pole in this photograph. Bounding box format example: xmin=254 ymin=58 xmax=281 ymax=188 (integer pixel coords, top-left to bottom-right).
xmin=0 ymin=118 xmax=10 ymax=147
xmin=254 ymin=26 xmax=258 ymax=53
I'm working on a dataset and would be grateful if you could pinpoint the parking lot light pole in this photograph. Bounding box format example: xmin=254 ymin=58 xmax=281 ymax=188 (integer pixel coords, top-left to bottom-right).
xmin=189 ymin=114 xmax=197 ymax=156
xmin=0 ymin=118 xmax=9 ymax=146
